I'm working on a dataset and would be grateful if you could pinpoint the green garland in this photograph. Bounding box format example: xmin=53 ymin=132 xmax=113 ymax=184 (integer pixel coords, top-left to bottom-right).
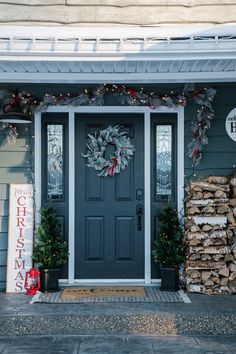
xmin=0 ymin=85 xmax=216 ymax=167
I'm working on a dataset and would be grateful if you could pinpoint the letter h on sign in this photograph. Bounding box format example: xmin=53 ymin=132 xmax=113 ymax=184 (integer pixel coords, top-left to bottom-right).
xmin=230 ymin=122 xmax=236 ymax=133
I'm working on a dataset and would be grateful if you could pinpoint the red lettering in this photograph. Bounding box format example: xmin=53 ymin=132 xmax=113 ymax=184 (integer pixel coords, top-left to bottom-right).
xmin=14 ymin=271 xmax=24 ymax=281
xmin=14 ymin=259 xmax=25 ymax=270
xmin=16 ymin=217 xmax=25 ymax=228
xmin=16 ymin=238 xmax=24 ymax=248
xmin=15 ymin=281 xmax=23 ymax=292
xmin=16 ymin=207 xmax=27 ymax=217
xmin=18 ymin=228 xmax=24 ymax=238
xmin=15 ymin=249 xmax=25 ymax=258
xmin=17 ymin=196 xmax=26 ymax=206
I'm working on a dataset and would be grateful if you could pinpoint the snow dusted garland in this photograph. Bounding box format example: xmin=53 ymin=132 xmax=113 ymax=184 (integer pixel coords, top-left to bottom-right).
xmin=81 ymin=125 xmax=135 ymax=177
xmin=187 ymin=88 xmax=216 ymax=166
xmin=0 ymin=123 xmax=18 ymax=146
xmin=0 ymin=85 xmax=216 ymax=167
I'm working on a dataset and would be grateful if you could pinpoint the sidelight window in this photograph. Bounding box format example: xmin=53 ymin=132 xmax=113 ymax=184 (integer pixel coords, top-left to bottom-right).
xmin=155 ymin=124 xmax=173 ymax=200
xmin=47 ymin=124 xmax=64 ymax=200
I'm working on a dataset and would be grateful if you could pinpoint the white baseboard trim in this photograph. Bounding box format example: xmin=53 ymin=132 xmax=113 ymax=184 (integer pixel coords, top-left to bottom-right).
xmin=59 ymin=279 xmax=161 ymax=287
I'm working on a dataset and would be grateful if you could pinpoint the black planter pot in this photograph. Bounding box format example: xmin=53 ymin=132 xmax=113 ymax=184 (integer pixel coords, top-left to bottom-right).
xmin=39 ymin=268 xmax=60 ymax=293
xmin=160 ymin=267 xmax=179 ymax=291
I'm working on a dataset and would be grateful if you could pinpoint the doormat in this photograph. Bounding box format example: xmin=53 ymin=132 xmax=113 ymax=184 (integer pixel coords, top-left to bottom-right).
xmin=61 ymin=287 xmax=145 ymax=298
xmin=30 ymin=288 xmax=191 ymax=304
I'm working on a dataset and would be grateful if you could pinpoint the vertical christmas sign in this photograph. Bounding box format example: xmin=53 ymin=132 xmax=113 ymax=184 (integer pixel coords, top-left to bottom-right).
xmin=6 ymin=184 xmax=34 ymax=293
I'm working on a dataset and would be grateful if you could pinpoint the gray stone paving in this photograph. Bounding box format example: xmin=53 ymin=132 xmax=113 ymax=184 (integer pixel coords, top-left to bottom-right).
xmin=0 ymin=292 xmax=236 ymax=336
xmin=0 ymin=335 xmax=236 ymax=354
xmin=1 ymin=292 xmax=236 ymax=316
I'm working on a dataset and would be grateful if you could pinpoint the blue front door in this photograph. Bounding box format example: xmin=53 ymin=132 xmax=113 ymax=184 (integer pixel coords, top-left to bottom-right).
xmin=75 ymin=113 xmax=144 ymax=279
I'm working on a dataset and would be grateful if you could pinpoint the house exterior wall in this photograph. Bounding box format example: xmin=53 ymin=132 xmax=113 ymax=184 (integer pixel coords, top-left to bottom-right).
xmin=0 ymin=83 xmax=235 ymax=289
xmin=0 ymin=1 xmax=235 ymax=26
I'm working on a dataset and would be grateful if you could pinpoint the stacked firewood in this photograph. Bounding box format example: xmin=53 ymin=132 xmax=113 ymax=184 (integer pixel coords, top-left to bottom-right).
xmin=185 ymin=175 xmax=236 ymax=294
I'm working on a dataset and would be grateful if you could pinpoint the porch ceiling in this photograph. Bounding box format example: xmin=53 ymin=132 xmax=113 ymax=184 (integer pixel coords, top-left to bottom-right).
xmin=0 ymin=26 xmax=236 ymax=83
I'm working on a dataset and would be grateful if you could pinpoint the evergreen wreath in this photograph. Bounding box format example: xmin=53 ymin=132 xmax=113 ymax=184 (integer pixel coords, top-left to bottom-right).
xmin=81 ymin=125 xmax=135 ymax=177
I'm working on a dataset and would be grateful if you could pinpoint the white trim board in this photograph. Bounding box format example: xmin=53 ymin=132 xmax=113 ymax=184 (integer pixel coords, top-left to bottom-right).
xmin=34 ymin=111 xmax=41 ymax=226
xmin=177 ymin=106 xmax=185 ymax=217
xmin=1 ymin=25 xmax=236 ymax=39
xmin=2 ymin=72 xmax=236 ymax=84
xmin=68 ymin=112 xmax=75 ymax=284
xmin=144 ymin=112 xmax=151 ymax=284
xmin=59 ymin=279 xmax=161 ymax=287
xmin=45 ymin=106 xmax=178 ymax=113
xmin=35 ymin=105 xmax=184 ymax=285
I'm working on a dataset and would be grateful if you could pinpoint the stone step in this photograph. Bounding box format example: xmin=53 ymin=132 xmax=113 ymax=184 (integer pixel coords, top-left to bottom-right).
xmin=0 ymin=312 xmax=235 ymax=336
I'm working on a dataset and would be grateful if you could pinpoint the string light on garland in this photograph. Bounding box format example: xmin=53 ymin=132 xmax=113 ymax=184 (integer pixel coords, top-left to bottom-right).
xmin=0 ymin=85 xmax=216 ymax=167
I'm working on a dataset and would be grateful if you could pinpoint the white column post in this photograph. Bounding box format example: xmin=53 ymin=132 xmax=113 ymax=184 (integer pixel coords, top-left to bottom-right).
xmin=34 ymin=111 xmax=41 ymax=225
xmin=144 ymin=112 xmax=151 ymax=284
xmin=68 ymin=111 xmax=75 ymax=284
xmin=177 ymin=107 xmax=185 ymax=217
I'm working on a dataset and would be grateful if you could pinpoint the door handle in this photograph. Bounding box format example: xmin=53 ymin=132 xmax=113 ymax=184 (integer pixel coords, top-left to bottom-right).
xmin=136 ymin=204 xmax=143 ymax=231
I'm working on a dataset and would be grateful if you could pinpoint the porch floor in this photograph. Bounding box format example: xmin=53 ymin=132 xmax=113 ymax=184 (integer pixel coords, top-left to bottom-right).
xmin=0 ymin=289 xmax=235 ymax=337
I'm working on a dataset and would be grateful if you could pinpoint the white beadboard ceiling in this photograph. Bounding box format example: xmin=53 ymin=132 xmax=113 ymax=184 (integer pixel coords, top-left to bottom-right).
xmin=0 ymin=26 xmax=236 ymax=83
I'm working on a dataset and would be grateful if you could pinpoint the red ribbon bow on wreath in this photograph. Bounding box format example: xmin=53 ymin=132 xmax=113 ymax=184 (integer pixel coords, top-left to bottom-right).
xmin=107 ymin=157 xmax=118 ymax=176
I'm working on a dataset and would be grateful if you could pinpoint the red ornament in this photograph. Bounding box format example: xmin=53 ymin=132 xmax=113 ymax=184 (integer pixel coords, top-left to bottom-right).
xmin=177 ymin=99 xmax=186 ymax=106
xmin=192 ymin=147 xmax=199 ymax=159
xmin=127 ymin=88 xmax=139 ymax=100
xmin=24 ymin=268 xmax=40 ymax=295
xmin=10 ymin=96 xmax=21 ymax=106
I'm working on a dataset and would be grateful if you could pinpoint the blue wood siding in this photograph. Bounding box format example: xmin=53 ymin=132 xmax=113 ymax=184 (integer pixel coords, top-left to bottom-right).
xmin=184 ymin=85 xmax=236 ymax=180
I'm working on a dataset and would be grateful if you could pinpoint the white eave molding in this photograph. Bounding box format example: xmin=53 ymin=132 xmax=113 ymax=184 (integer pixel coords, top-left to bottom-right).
xmin=0 ymin=25 xmax=236 ymax=83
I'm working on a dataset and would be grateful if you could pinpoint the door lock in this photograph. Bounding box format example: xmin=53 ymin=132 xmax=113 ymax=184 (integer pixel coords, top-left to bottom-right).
xmin=136 ymin=189 xmax=143 ymax=201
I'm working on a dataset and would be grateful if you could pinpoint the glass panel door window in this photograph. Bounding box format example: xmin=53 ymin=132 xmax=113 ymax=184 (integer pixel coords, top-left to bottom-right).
xmin=156 ymin=125 xmax=172 ymax=201
xmin=47 ymin=124 xmax=64 ymax=200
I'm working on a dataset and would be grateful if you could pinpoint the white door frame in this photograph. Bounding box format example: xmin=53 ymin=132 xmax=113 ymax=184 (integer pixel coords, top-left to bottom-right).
xmin=34 ymin=105 xmax=184 ymax=285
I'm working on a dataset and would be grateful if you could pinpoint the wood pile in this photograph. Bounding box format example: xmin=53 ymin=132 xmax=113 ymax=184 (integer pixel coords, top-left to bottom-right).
xmin=185 ymin=174 xmax=236 ymax=294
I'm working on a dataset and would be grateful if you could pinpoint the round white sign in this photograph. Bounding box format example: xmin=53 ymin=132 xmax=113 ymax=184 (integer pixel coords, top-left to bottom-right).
xmin=225 ymin=108 xmax=236 ymax=142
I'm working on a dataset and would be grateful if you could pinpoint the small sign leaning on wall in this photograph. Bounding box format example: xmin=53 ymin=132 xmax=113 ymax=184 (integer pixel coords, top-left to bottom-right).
xmin=225 ymin=108 xmax=236 ymax=142
xmin=6 ymin=184 xmax=34 ymax=293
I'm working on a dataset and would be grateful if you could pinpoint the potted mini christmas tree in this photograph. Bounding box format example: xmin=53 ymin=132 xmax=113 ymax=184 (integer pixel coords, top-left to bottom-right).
xmin=32 ymin=206 xmax=68 ymax=292
xmin=152 ymin=205 xmax=184 ymax=291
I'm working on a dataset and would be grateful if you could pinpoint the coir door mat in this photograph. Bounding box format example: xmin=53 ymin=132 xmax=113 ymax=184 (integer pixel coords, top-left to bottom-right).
xmin=30 ymin=288 xmax=191 ymax=304
xmin=62 ymin=287 xmax=145 ymax=298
